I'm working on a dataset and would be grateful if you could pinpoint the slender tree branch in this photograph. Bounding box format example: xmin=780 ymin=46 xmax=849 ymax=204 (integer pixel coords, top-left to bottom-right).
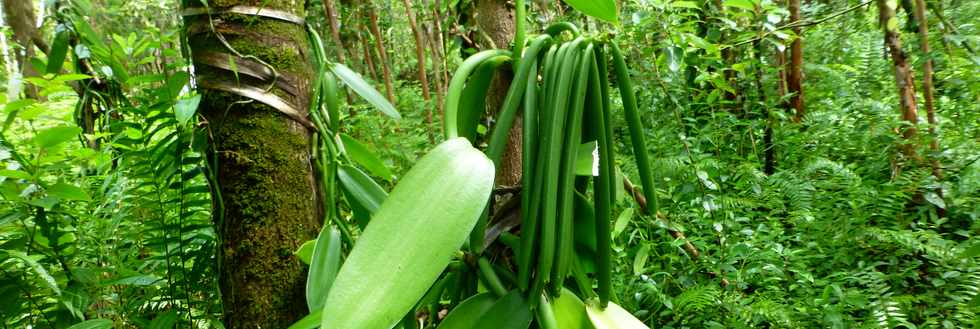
xmin=727 ymin=0 xmax=874 ymax=48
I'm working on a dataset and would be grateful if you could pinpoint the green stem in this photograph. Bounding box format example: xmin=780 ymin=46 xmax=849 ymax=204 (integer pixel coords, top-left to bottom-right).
xmin=514 ymin=0 xmax=526 ymax=68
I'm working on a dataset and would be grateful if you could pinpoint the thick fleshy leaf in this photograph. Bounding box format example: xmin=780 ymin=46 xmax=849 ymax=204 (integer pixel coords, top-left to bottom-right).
xmin=295 ymin=239 xmax=315 ymax=265
xmin=288 ymin=310 xmax=322 ymax=329
xmin=553 ymin=289 xmax=595 ymax=329
xmin=472 ymin=291 xmax=533 ymax=329
xmin=321 ymin=138 xmax=495 ymax=329
xmin=436 ymin=293 xmax=498 ymax=329
xmin=175 ymin=95 xmax=201 ymax=126
xmin=330 ymin=63 xmax=401 ymax=120
xmin=565 ymin=0 xmax=619 ymax=24
xmin=586 ymin=301 xmax=649 ymax=329
xmin=339 ymin=133 xmax=393 ymax=181
xmin=337 ymin=165 xmax=388 ymax=228
xmin=293 ymin=239 xmax=316 ymax=265
xmin=307 ymin=226 xmax=343 ymax=311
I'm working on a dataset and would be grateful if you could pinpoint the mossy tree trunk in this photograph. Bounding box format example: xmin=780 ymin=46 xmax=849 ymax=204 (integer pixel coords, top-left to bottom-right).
xmin=184 ymin=0 xmax=321 ymax=327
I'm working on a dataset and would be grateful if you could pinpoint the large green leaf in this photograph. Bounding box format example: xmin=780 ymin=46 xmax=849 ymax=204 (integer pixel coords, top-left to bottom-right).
xmin=337 ymin=165 xmax=388 ymax=228
xmin=564 ymin=0 xmax=619 ymax=24
xmin=586 ymin=301 xmax=649 ymax=329
xmin=330 ymin=63 xmax=401 ymax=120
xmin=66 ymin=319 xmax=113 ymax=329
xmin=35 ymin=126 xmax=82 ymax=148
xmin=48 ymin=182 xmax=91 ymax=201
xmin=306 ymin=226 xmax=343 ymax=311
xmin=472 ymin=291 xmax=533 ymax=329
xmin=339 ymin=133 xmax=393 ymax=181
xmin=553 ymin=289 xmax=595 ymax=329
xmin=436 ymin=293 xmax=498 ymax=329
xmin=289 ymin=310 xmax=322 ymax=329
xmin=321 ymin=138 xmax=495 ymax=329
xmin=175 ymin=94 xmax=201 ymax=127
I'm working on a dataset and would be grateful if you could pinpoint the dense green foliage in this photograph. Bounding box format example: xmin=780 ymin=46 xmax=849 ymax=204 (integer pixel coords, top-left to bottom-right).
xmin=0 ymin=0 xmax=978 ymax=328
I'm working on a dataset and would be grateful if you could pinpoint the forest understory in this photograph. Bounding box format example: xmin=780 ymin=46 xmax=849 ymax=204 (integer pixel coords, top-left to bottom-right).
xmin=0 ymin=0 xmax=978 ymax=328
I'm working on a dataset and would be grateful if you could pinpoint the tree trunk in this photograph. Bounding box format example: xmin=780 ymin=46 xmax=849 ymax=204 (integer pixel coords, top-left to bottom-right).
xmin=402 ymin=0 xmax=434 ymax=142
xmin=475 ymin=0 xmax=522 ymax=186
xmin=424 ymin=0 xmax=448 ymax=126
xmin=184 ymin=1 xmax=321 ymax=327
xmin=753 ymin=39 xmax=775 ymax=175
xmin=912 ymin=0 xmax=945 ymax=217
xmin=2 ymin=0 xmax=42 ymax=99
xmin=368 ymin=5 xmax=397 ymax=103
xmin=361 ymin=31 xmax=380 ymax=81
xmin=323 ymin=0 xmax=347 ymax=64
xmin=787 ymin=0 xmax=805 ymax=122
xmin=912 ymin=0 xmax=941 ymax=179
xmin=877 ymin=0 xmax=920 ymax=160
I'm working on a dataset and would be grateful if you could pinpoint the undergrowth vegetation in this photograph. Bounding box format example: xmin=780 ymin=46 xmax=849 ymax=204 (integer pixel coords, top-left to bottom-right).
xmin=0 ymin=0 xmax=978 ymax=328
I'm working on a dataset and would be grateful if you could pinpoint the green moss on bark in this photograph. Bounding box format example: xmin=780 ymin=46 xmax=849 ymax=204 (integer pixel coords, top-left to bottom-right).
xmin=205 ymin=98 xmax=320 ymax=328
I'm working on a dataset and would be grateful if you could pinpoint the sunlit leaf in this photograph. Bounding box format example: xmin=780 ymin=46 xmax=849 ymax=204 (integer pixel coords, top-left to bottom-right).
xmin=724 ymin=0 xmax=756 ymax=10
xmin=48 ymin=182 xmax=91 ymax=201
xmin=321 ymin=138 xmax=494 ymax=329
xmin=564 ymin=0 xmax=620 ymax=24
xmin=586 ymin=301 xmax=649 ymax=329
xmin=612 ymin=208 xmax=634 ymax=239
xmin=3 ymin=250 xmax=61 ymax=296
xmin=288 ymin=310 xmax=322 ymax=329
xmin=175 ymin=95 xmax=201 ymax=127
xmin=339 ymin=133 xmax=393 ymax=182
xmin=295 ymin=239 xmax=316 ymax=265
xmin=553 ymin=288 xmax=595 ymax=329
xmin=330 ymin=63 xmax=401 ymax=120
xmin=34 ymin=126 xmax=82 ymax=148
xmin=337 ymin=165 xmax=388 ymax=228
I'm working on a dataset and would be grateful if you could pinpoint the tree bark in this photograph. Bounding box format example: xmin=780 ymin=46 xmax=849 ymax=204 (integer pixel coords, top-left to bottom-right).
xmin=361 ymin=31 xmax=379 ymax=81
xmin=912 ymin=0 xmax=945 ymax=217
xmin=877 ymin=0 xmax=920 ymax=160
xmin=787 ymin=0 xmax=805 ymax=122
xmin=475 ymin=0 xmax=522 ymax=186
xmin=2 ymin=0 xmax=42 ymax=99
xmin=184 ymin=1 xmax=321 ymax=327
xmin=367 ymin=5 xmax=397 ymax=103
xmin=424 ymin=0 xmax=448 ymax=125
xmin=753 ymin=39 xmax=776 ymax=175
xmin=402 ymin=0 xmax=434 ymax=142
xmin=322 ymin=0 xmax=347 ymax=64
xmin=912 ymin=0 xmax=941 ymax=179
